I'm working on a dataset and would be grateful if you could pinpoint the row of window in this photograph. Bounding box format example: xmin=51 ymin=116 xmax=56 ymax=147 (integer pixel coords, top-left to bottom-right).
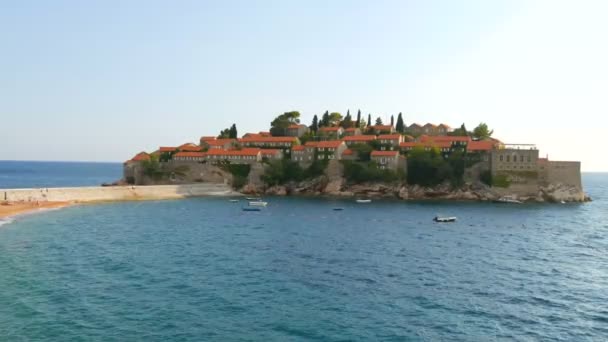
xmin=499 ymin=155 xmax=532 ymax=162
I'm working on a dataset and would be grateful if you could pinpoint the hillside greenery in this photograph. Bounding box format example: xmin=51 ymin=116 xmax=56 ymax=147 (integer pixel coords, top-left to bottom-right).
xmin=342 ymin=161 xmax=403 ymax=184
xmin=261 ymin=159 xmax=328 ymax=186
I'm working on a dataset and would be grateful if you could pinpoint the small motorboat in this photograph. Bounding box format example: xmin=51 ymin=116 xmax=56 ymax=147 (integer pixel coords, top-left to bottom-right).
xmin=332 ymin=207 xmax=345 ymax=211
xmin=434 ymin=216 xmax=457 ymax=223
xmin=242 ymin=207 xmax=261 ymax=212
xmin=494 ymin=196 xmax=523 ymax=204
xmin=229 ymin=199 xmax=239 ymax=203
xmin=246 ymin=197 xmax=262 ymax=201
xmin=248 ymin=201 xmax=268 ymax=207
xmin=356 ymin=199 xmax=372 ymax=204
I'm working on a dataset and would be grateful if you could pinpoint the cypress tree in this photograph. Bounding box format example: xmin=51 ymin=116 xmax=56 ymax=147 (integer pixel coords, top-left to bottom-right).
xmin=356 ymin=109 xmax=361 ymax=127
xmin=321 ymin=111 xmax=330 ymax=127
xmin=367 ymin=114 xmax=372 ymax=127
xmin=390 ymin=115 xmax=394 ymax=127
xmin=229 ymin=124 xmax=237 ymax=139
xmin=311 ymin=115 xmax=318 ymax=133
xmin=396 ymin=112 xmax=405 ymax=133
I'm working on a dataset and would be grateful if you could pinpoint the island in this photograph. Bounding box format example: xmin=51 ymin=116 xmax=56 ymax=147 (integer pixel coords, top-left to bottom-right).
xmin=121 ymin=111 xmax=589 ymax=203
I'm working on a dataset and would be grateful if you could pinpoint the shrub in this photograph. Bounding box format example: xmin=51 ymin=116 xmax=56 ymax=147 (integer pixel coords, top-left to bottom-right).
xmin=492 ymin=174 xmax=511 ymax=188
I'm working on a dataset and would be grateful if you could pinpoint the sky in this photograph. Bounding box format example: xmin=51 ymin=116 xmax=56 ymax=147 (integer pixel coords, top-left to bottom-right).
xmin=0 ymin=0 xmax=606 ymax=171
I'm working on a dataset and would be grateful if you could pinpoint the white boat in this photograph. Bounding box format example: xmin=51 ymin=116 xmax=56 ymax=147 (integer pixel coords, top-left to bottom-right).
xmin=434 ymin=216 xmax=457 ymax=223
xmin=248 ymin=201 xmax=268 ymax=207
xmin=494 ymin=196 xmax=523 ymax=204
xmin=229 ymin=199 xmax=239 ymax=203
xmin=356 ymin=199 xmax=372 ymax=204
xmin=246 ymin=197 xmax=262 ymax=201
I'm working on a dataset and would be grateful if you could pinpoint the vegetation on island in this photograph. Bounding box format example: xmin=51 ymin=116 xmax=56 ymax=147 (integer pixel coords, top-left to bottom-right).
xmin=217 ymin=161 xmax=251 ymax=189
xmin=261 ymin=159 xmax=328 ymax=186
xmin=342 ymin=161 xmax=403 ymax=184
xmin=218 ymin=124 xmax=238 ymax=139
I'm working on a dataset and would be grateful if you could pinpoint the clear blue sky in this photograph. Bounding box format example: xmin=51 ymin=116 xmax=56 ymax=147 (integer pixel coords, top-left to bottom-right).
xmin=1 ymin=0 xmax=606 ymax=170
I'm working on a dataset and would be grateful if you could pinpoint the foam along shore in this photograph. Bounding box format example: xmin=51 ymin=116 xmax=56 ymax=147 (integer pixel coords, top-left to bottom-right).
xmin=0 ymin=183 xmax=237 ymax=219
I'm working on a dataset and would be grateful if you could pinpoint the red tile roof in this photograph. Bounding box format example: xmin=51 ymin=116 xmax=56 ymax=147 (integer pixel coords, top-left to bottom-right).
xmin=200 ymin=136 xmax=216 ymax=141
xmin=304 ymin=141 xmax=319 ymax=147
xmin=178 ymin=143 xmax=202 ymax=152
xmin=239 ymin=136 xmax=298 ymax=143
xmin=342 ymin=149 xmax=354 ymax=156
xmin=292 ymin=145 xmax=305 ymax=151
xmin=206 ymin=148 xmax=261 ymax=157
xmin=371 ymin=125 xmax=393 ymax=131
xmin=205 ymin=139 xmax=236 ymax=147
xmin=316 ymin=140 xmax=344 ymax=148
xmin=319 ymin=126 xmax=342 ymax=132
xmin=400 ymin=141 xmax=452 ymax=149
xmin=371 ymin=150 xmax=399 ymax=157
xmin=159 ymin=146 xmax=177 ymax=152
xmin=378 ymin=134 xmax=401 ymax=140
xmin=467 ymin=140 xmax=495 ymax=151
xmin=419 ymin=135 xmax=471 ymax=143
xmin=343 ymin=135 xmax=376 ymax=142
xmin=174 ymin=152 xmax=206 ymax=158
xmin=130 ymin=152 xmax=150 ymax=161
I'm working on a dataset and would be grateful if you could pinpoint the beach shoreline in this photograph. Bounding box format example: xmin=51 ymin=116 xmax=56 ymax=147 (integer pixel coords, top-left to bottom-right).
xmin=0 ymin=201 xmax=73 ymax=220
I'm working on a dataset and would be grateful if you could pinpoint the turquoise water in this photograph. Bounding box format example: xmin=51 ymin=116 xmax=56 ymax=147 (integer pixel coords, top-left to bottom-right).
xmin=0 ymin=174 xmax=607 ymax=340
xmin=0 ymin=161 xmax=122 ymax=189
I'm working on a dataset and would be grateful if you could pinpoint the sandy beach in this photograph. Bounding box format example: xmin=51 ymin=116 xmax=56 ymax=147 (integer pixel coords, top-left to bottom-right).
xmin=0 ymin=201 xmax=72 ymax=220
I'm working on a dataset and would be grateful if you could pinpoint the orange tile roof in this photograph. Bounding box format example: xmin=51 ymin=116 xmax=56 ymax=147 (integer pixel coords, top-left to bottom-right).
xmin=287 ymin=124 xmax=307 ymax=129
xmin=130 ymin=152 xmax=150 ymax=161
xmin=206 ymin=148 xmax=261 ymax=157
xmin=260 ymin=149 xmax=281 ymax=156
xmin=178 ymin=143 xmax=202 ymax=152
xmin=316 ymin=140 xmax=344 ymax=148
xmin=200 ymin=136 xmax=216 ymax=141
xmin=467 ymin=140 xmax=495 ymax=151
xmin=378 ymin=134 xmax=401 ymax=140
xmin=342 ymin=149 xmax=354 ymax=156
xmin=400 ymin=141 xmax=452 ymax=149
xmin=343 ymin=135 xmax=376 ymax=142
xmin=371 ymin=150 xmax=399 ymax=157
xmin=159 ymin=146 xmax=177 ymax=152
xmin=304 ymin=141 xmax=319 ymax=147
xmin=174 ymin=152 xmax=206 ymax=158
xmin=205 ymin=139 xmax=236 ymax=146
xmin=292 ymin=145 xmax=305 ymax=151
xmin=420 ymin=135 xmax=471 ymax=143
xmin=319 ymin=126 xmax=342 ymax=132
xmin=371 ymin=125 xmax=393 ymax=131
xmin=259 ymin=131 xmax=271 ymax=136
xmin=239 ymin=136 xmax=297 ymax=143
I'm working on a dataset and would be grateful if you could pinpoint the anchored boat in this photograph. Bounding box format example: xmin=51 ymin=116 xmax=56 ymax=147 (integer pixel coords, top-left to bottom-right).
xmin=433 ymin=216 xmax=457 ymax=223
xmin=494 ymin=196 xmax=523 ymax=204
xmin=356 ymin=199 xmax=372 ymax=204
xmin=248 ymin=201 xmax=268 ymax=207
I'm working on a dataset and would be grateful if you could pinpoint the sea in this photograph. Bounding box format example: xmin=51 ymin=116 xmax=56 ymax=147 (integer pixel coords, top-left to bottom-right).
xmin=0 ymin=161 xmax=607 ymax=341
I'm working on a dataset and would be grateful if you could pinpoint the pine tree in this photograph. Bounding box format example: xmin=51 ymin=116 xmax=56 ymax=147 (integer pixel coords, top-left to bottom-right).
xmin=341 ymin=110 xmax=353 ymax=128
xmin=356 ymin=109 xmax=361 ymax=127
xmin=367 ymin=114 xmax=372 ymax=127
xmin=321 ymin=111 xmax=330 ymax=127
xmin=375 ymin=117 xmax=383 ymax=125
xmin=229 ymin=124 xmax=238 ymax=139
xmin=395 ymin=112 xmax=405 ymax=133
xmin=311 ymin=115 xmax=318 ymax=133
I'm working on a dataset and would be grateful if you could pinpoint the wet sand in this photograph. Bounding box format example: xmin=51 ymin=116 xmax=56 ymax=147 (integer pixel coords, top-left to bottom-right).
xmin=0 ymin=201 xmax=72 ymax=219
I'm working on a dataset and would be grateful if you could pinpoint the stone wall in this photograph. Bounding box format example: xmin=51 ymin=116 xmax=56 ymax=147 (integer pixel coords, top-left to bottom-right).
xmin=546 ymin=161 xmax=582 ymax=190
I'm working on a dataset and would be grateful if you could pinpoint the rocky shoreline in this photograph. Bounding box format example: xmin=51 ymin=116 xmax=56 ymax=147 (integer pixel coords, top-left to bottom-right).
xmin=242 ymin=176 xmax=591 ymax=203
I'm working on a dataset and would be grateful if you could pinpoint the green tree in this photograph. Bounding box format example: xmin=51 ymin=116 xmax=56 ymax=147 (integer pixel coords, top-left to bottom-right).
xmin=375 ymin=117 xmax=383 ymax=125
xmin=350 ymin=143 xmax=373 ymax=161
xmin=218 ymin=128 xmax=231 ymax=138
xmin=390 ymin=115 xmax=394 ymax=127
xmin=270 ymin=111 xmax=301 ymax=136
xmin=341 ymin=110 xmax=353 ymax=128
xmin=329 ymin=112 xmax=342 ymax=126
xmin=395 ymin=112 xmax=405 ymax=133
xmin=229 ymin=124 xmax=237 ymax=139
xmin=321 ymin=111 xmax=330 ymax=127
xmin=311 ymin=115 xmax=319 ymax=133
xmin=356 ymin=109 xmax=361 ymax=127
xmin=472 ymin=123 xmax=493 ymax=139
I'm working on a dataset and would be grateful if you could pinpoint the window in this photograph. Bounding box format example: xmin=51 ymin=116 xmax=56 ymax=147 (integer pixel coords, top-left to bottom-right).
xmin=520 ymin=155 xmax=524 ymax=162
xmin=500 ymin=155 xmax=503 ymax=162
xmin=506 ymin=155 xmax=510 ymax=162
xmin=527 ymin=156 xmax=531 ymax=162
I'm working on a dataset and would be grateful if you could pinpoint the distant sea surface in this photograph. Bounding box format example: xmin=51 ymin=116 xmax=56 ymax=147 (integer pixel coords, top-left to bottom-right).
xmin=0 ymin=163 xmax=607 ymax=340
xmin=0 ymin=160 xmax=122 ymax=188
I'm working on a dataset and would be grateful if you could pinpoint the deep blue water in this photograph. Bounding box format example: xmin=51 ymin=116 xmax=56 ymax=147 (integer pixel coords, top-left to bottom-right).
xmin=0 ymin=174 xmax=607 ymax=340
xmin=0 ymin=161 xmax=122 ymax=188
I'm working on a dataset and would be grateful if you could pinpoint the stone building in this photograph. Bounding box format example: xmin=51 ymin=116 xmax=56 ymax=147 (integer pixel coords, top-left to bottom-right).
xmin=343 ymin=135 xmax=376 ymax=147
xmin=343 ymin=127 xmax=362 ymax=136
xmin=377 ymin=134 xmax=403 ymax=151
xmin=285 ymin=124 xmax=309 ymax=137
xmin=318 ymin=126 xmax=344 ymax=138
xmin=490 ymin=145 xmax=539 ymax=173
xmin=315 ymin=141 xmax=347 ymax=161
xmin=370 ymin=150 xmax=402 ymax=170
